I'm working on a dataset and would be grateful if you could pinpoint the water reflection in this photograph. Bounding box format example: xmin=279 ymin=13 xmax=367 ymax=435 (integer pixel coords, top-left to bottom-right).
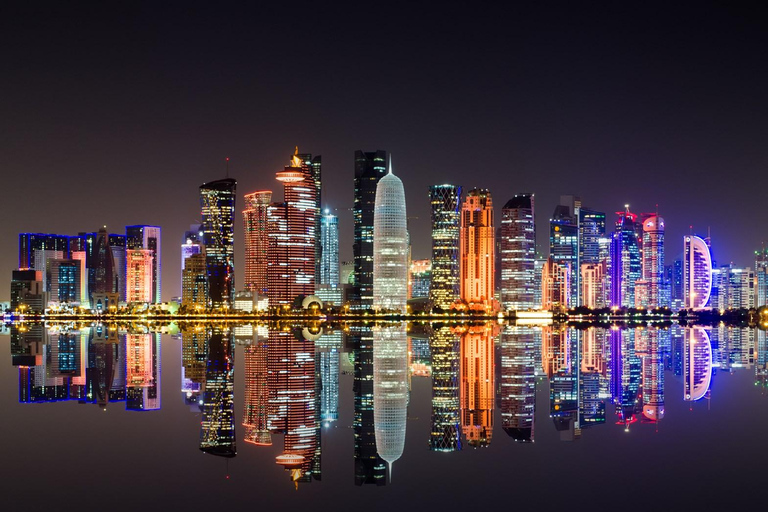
xmin=7 ymin=321 xmax=768 ymax=488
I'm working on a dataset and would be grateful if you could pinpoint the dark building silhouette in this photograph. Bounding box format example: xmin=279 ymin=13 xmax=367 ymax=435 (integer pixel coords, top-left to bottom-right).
xmin=352 ymin=150 xmax=387 ymax=308
xmin=200 ymin=178 xmax=237 ymax=308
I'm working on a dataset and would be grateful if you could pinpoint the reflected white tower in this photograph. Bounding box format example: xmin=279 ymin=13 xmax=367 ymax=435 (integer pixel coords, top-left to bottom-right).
xmin=684 ymin=327 xmax=713 ymax=401
xmin=373 ymin=324 xmax=408 ymax=481
xmin=373 ymin=161 xmax=408 ymax=312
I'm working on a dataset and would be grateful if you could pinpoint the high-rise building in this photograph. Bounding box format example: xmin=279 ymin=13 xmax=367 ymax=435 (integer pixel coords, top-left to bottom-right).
xmin=373 ymin=324 xmax=408 ymax=479
xmin=353 ymin=150 xmax=387 ymax=308
xmin=126 ymin=249 xmax=154 ymax=303
xmin=636 ymin=215 xmax=665 ymax=308
xmin=11 ymin=270 xmax=44 ymax=310
xmin=372 ymin=166 xmax=408 ymax=312
xmin=579 ymin=208 xmax=607 ymax=265
xmin=47 ymin=259 xmax=81 ymax=305
xmin=541 ymin=257 xmax=570 ymax=310
xmin=755 ymin=248 xmax=768 ymax=307
xmin=580 ymin=262 xmax=606 ymax=309
xmin=293 ymin=149 xmax=322 ymax=284
xmin=500 ymin=194 xmax=536 ymax=310
xmin=712 ymin=265 xmax=755 ymax=310
xmin=428 ymin=184 xmax=462 ymax=310
xmin=609 ymin=207 xmax=641 ymax=308
xmin=181 ymin=224 xmax=203 ymax=295
xmin=200 ymin=178 xmax=237 ymax=309
xmin=460 ymin=324 xmax=495 ymax=447
xmin=182 ymin=253 xmax=207 ymax=307
xmin=243 ymin=191 xmax=272 ymax=295
xmin=126 ymin=225 xmax=161 ymax=303
xmin=460 ymin=189 xmax=495 ymax=311
xmin=550 ymin=201 xmax=579 ymax=307
xmin=267 ymin=152 xmax=317 ymax=306
xmin=319 ymin=209 xmax=339 ymax=286
xmin=683 ymin=235 xmax=713 ymax=310
xmin=408 ymin=259 xmax=431 ymax=299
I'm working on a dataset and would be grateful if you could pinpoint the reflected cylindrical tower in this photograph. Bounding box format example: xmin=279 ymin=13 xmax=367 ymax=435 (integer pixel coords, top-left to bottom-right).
xmin=373 ymin=324 xmax=408 ymax=478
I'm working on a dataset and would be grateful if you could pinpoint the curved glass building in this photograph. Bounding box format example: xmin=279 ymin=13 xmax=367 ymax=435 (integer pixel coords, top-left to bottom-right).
xmin=373 ymin=324 xmax=408 ymax=480
xmin=372 ymin=165 xmax=408 ymax=312
xmin=684 ymin=235 xmax=713 ymax=309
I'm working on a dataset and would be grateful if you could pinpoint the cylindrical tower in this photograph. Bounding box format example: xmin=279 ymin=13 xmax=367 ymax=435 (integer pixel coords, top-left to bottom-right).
xmin=373 ymin=165 xmax=408 ymax=311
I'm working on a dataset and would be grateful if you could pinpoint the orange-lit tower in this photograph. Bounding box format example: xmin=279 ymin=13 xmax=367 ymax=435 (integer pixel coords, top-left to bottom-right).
xmin=243 ymin=190 xmax=272 ymax=295
xmin=126 ymin=249 xmax=154 ymax=303
xmin=460 ymin=189 xmax=496 ymax=311
xmin=459 ymin=324 xmax=495 ymax=447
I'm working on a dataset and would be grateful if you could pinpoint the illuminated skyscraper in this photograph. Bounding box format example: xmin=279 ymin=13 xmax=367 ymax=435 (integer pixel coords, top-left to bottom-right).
xmin=243 ymin=190 xmax=272 ymax=294
xmin=180 ymin=224 xmax=203 ymax=296
xmin=544 ymin=326 xmax=581 ymax=440
xmin=372 ymin=165 xmax=408 ymax=312
xmin=550 ymin=198 xmax=579 ymax=306
xmin=541 ymin=257 xmax=570 ymax=310
xmin=683 ymin=235 xmax=713 ymax=309
xmin=267 ymin=151 xmax=317 ymax=306
xmin=579 ymin=208 xmax=607 ymax=265
xmin=409 ymin=259 xmax=431 ymax=299
xmin=500 ymin=326 xmax=535 ymax=442
xmin=428 ymin=184 xmax=462 ymax=310
xmin=500 ymin=194 xmax=536 ymax=310
xmin=353 ymin=150 xmax=388 ymax=308
xmin=319 ymin=209 xmax=339 ymax=286
xmin=428 ymin=326 xmax=461 ymax=451
xmin=199 ymin=328 xmax=236 ymax=457
xmin=373 ymin=324 xmax=408 ymax=478
xmin=460 ymin=189 xmax=495 ymax=311
xmin=460 ymin=324 xmax=495 ymax=447
xmin=181 ymin=253 xmax=207 ymax=307
xmin=637 ymin=215 xmax=665 ymax=308
xmin=47 ymin=259 xmax=81 ymax=305
xmin=609 ymin=207 xmax=642 ymax=308
xmin=200 ymin=178 xmax=236 ymax=308
xmin=126 ymin=225 xmax=161 ymax=303
xmin=89 ymin=228 xmax=119 ymax=299
xmin=125 ymin=249 xmax=154 ymax=303
xmin=755 ymin=248 xmax=768 ymax=307
xmin=293 ymin=149 xmax=322 ymax=283
xmin=580 ymin=262 xmax=606 ymax=309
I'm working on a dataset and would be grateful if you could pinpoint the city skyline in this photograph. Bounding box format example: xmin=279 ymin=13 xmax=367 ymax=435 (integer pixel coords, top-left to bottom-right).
xmin=3 ymin=4 xmax=767 ymax=302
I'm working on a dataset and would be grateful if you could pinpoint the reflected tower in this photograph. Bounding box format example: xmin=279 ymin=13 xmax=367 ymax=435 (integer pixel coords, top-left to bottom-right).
xmin=373 ymin=324 xmax=408 ymax=478
xmin=500 ymin=326 xmax=536 ymax=442
xmin=460 ymin=324 xmax=495 ymax=446
xmin=428 ymin=326 xmax=461 ymax=451
xmin=199 ymin=328 xmax=236 ymax=457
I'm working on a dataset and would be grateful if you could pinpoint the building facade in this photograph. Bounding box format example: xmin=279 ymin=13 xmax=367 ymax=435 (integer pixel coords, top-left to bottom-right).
xmin=460 ymin=189 xmax=495 ymax=311
xmin=200 ymin=178 xmax=237 ymax=309
xmin=372 ymin=168 xmax=408 ymax=312
xmin=428 ymin=184 xmax=462 ymax=310
xmin=500 ymin=194 xmax=536 ymax=310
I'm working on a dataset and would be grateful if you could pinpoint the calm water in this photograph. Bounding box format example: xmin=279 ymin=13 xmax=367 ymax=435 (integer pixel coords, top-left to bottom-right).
xmin=1 ymin=322 xmax=766 ymax=511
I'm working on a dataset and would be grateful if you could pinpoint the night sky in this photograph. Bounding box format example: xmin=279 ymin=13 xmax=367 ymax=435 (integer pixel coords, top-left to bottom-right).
xmin=2 ymin=2 xmax=767 ymax=300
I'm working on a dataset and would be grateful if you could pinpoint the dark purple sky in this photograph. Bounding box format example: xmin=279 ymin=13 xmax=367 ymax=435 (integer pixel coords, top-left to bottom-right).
xmin=2 ymin=2 xmax=767 ymax=300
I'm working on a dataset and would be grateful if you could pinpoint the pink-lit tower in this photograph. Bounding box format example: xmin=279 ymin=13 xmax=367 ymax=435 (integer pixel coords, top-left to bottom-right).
xmin=243 ymin=190 xmax=272 ymax=295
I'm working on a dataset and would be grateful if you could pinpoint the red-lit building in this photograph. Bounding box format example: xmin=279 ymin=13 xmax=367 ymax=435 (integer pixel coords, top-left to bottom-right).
xmin=243 ymin=190 xmax=272 ymax=295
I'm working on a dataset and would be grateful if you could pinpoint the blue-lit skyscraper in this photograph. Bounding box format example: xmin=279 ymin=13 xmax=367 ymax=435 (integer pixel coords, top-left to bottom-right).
xmin=550 ymin=198 xmax=579 ymax=306
xmin=609 ymin=207 xmax=641 ymax=308
xmin=320 ymin=210 xmax=339 ymax=286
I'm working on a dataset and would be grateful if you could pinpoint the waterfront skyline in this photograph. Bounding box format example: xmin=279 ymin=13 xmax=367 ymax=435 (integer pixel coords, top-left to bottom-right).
xmin=2 ymin=4 xmax=768 ymax=303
